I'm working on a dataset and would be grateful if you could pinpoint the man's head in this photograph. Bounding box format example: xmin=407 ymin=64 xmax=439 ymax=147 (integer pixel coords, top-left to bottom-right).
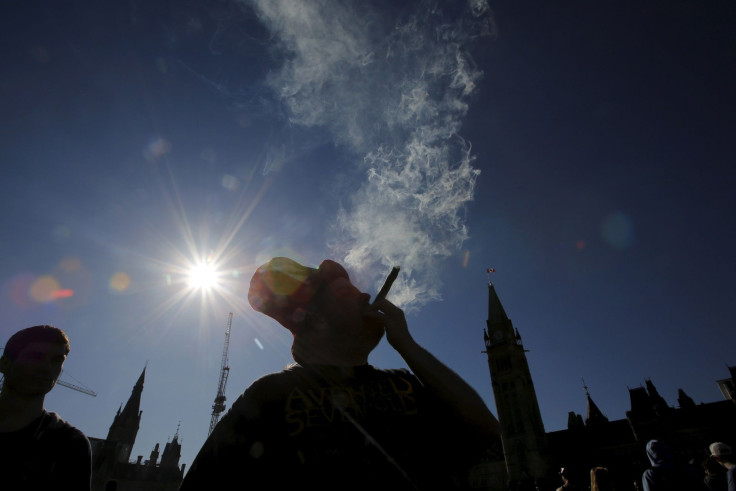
xmin=645 ymin=439 xmax=674 ymax=468
xmin=1 ymin=325 xmax=70 ymax=397
xmin=710 ymin=442 xmax=734 ymax=466
xmin=3 ymin=325 xmax=70 ymax=361
xmin=248 ymin=257 xmax=350 ymax=333
xmin=248 ymin=257 xmax=382 ymax=363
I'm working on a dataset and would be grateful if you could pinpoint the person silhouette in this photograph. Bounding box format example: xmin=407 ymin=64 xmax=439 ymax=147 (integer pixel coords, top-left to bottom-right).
xmin=642 ymin=439 xmax=692 ymax=491
xmin=0 ymin=325 xmax=91 ymax=489
xmin=181 ymin=257 xmax=501 ymax=490
xmin=709 ymin=442 xmax=736 ymax=491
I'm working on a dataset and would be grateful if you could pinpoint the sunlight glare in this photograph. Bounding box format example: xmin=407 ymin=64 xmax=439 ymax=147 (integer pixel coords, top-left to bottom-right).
xmin=187 ymin=262 xmax=219 ymax=290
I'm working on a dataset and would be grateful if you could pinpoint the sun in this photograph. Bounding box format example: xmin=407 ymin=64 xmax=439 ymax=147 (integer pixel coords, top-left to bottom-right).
xmin=187 ymin=262 xmax=219 ymax=290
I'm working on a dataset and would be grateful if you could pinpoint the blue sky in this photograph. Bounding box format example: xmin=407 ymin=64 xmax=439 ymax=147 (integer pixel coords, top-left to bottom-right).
xmin=2 ymin=0 xmax=734 ymax=470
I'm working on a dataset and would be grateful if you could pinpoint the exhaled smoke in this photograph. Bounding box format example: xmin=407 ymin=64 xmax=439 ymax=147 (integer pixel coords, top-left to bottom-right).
xmin=245 ymin=0 xmax=493 ymax=311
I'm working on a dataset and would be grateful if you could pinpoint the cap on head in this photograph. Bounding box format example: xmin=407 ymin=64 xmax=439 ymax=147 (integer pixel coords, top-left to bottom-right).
xmin=710 ymin=442 xmax=733 ymax=457
xmin=248 ymin=257 xmax=349 ymax=333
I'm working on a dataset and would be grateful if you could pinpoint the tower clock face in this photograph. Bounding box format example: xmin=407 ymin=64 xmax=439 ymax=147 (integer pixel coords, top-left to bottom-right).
xmin=494 ymin=330 xmax=503 ymax=341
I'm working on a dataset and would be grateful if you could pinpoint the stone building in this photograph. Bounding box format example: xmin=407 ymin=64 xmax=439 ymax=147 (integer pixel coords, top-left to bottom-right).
xmin=88 ymin=367 xmax=185 ymax=491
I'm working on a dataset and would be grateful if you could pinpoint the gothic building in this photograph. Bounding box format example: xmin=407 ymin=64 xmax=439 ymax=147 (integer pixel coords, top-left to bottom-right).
xmin=88 ymin=367 xmax=185 ymax=491
xmin=479 ymin=281 xmax=736 ymax=491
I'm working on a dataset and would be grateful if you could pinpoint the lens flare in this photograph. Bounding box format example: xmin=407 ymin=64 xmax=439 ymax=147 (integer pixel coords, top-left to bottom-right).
xmin=51 ymin=288 xmax=75 ymax=299
xmin=110 ymin=272 xmax=132 ymax=292
xmin=29 ymin=276 xmax=61 ymax=303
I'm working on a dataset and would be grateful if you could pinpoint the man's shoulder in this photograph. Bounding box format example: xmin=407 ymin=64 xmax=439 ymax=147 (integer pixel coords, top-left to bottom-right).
xmin=235 ymin=365 xmax=417 ymax=396
xmin=293 ymin=364 xmax=416 ymax=382
xmin=249 ymin=366 xmax=304 ymax=388
xmin=41 ymin=411 xmax=90 ymax=444
xmin=240 ymin=365 xmax=417 ymax=393
xmin=229 ymin=367 xmax=304 ymax=405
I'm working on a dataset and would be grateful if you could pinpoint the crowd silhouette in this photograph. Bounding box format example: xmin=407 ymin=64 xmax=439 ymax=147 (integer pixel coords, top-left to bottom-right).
xmin=540 ymin=440 xmax=735 ymax=491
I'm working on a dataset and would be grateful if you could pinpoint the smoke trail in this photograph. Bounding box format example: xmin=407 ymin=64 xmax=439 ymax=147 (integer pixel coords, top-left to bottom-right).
xmin=245 ymin=0 xmax=494 ymax=311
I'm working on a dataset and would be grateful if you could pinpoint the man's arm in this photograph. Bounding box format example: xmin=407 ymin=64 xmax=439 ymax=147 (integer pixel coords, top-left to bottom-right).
xmin=367 ymin=299 xmax=501 ymax=440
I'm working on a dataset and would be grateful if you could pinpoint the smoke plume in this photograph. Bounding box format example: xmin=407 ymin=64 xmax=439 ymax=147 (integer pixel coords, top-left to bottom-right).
xmin=245 ymin=0 xmax=494 ymax=310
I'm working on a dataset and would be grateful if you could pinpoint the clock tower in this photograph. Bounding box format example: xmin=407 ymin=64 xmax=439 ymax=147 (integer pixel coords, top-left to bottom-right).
xmin=483 ymin=283 xmax=551 ymax=484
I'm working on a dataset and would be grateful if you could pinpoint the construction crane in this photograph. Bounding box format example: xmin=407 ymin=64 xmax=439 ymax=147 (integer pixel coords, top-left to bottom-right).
xmin=57 ymin=373 xmax=97 ymax=396
xmin=209 ymin=312 xmax=233 ymax=436
xmin=0 ymin=369 xmax=97 ymax=396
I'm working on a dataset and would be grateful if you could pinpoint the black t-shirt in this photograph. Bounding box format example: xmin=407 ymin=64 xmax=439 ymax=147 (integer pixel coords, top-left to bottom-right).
xmin=0 ymin=410 xmax=91 ymax=490
xmin=181 ymin=364 xmax=490 ymax=490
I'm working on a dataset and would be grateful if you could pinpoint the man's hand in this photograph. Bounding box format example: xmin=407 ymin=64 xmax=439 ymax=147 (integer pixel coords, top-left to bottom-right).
xmin=365 ymin=298 xmax=415 ymax=350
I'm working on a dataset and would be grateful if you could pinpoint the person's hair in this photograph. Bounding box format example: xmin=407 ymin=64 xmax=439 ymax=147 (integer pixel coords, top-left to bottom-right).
xmin=2 ymin=325 xmax=70 ymax=360
xmin=590 ymin=467 xmax=615 ymax=491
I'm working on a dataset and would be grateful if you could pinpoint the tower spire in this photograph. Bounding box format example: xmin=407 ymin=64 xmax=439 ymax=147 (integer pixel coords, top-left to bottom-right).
xmin=160 ymin=422 xmax=183 ymax=469
xmin=483 ymin=280 xmax=550 ymax=482
xmin=487 ymin=282 xmax=510 ymax=326
xmin=645 ymin=379 xmax=671 ymax=416
xmin=103 ymin=365 xmax=146 ymax=464
xmin=677 ymin=388 xmax=696 ymax=409
xmin=582 ymin=378 xmax=609 ymax=425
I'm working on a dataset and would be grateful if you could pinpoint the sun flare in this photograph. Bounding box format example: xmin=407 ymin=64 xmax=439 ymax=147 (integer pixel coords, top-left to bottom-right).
xmin=187 ymin=262 xmax=219 ymax=290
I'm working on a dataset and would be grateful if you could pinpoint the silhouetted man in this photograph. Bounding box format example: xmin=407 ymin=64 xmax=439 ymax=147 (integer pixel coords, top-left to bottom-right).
xmin=0 ymin=325 xmax=91 ymax=490
xmin=181 ymin=257 xmax=500 ymax=490
xmin=710 ymin=442 xmax=736 ymax=491
xmin=642 ymin=439 xmax=691 ymax=491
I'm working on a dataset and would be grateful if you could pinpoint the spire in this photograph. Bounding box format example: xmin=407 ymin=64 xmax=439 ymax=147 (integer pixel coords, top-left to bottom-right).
xmin=582 ymin=378 xmax=609 ymax=426
xmin=120 ymin=366 xmax=146 ymax=420
xmin=483 ymin=280 xmax=551 ymax=481
xmin=173 ymin=420 xmax=181 ymax=442
xmin=149 ymin=443 xmax=160 ymax=467
xmin=585 ymin=393 xmax=609 ymax=425
xmin=677 ymin=388 xmax=696 ymax=409
xmin=104 ymin=365 xmax=146 ymax=462
xmin=487 ymin=283 xmax=510 ymax=326
xmin=645 ymin=379 xmax=670 ymax=416
xmin=160 ymin=422 xmax=183 ymax=469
